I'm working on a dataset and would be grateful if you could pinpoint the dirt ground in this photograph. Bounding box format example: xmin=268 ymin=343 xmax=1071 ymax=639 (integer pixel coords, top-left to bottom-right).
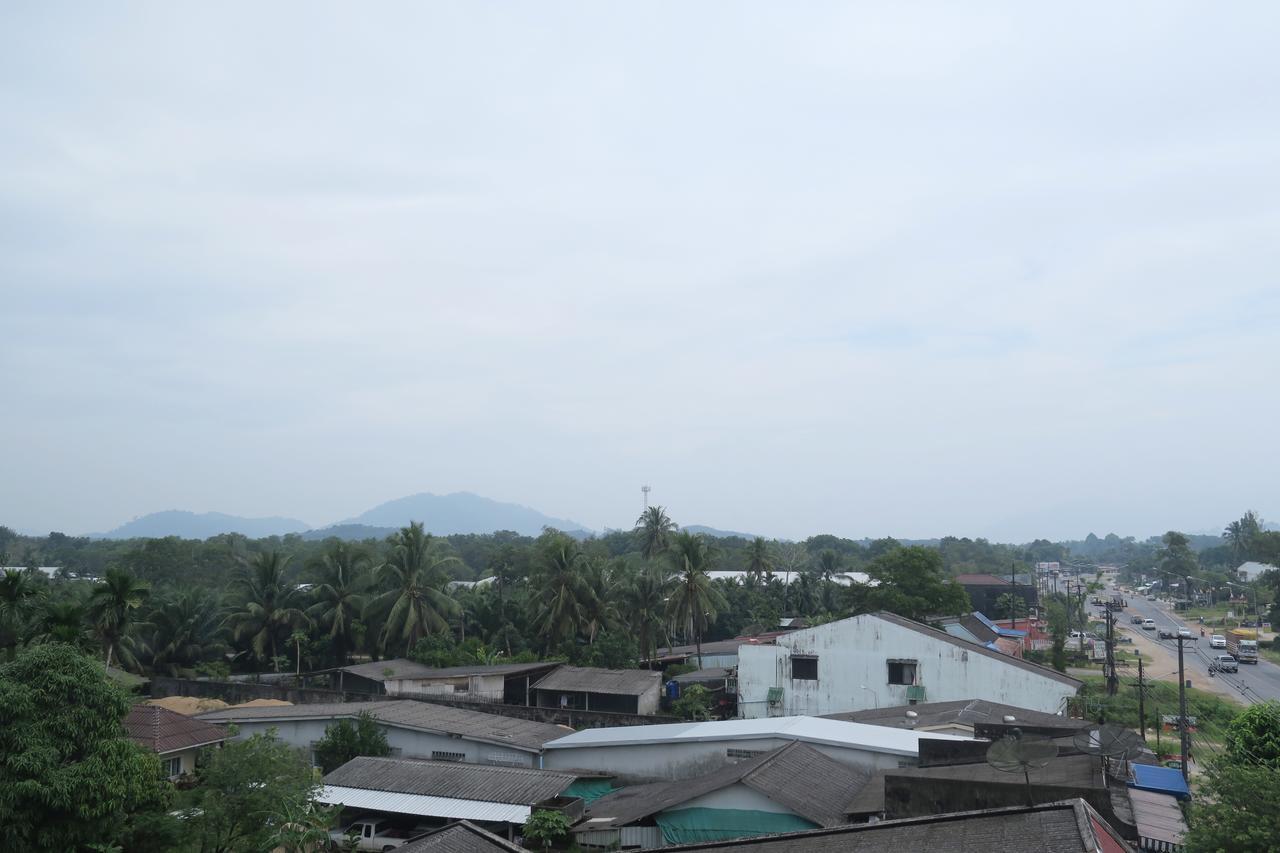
xmin=146 ymin=696 xmax=293 ymax=715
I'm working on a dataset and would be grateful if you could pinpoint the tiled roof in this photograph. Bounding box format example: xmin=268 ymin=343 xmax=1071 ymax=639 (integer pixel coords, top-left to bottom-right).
xmin=125 ymin=704 xmax=227 ymax=755
xmin=398 ymin=821 xmax=525 ymax=852
xmin=532 ymin=666 xmax=661 ymax=696
xmin=581 ymin=742 xmax=870 ymax=830
xmin=324 ymin=756 xmax=576 ymax=805
xmin=340 ymin=658 xmax=553 ymax=681
xmin=650 ymin=799 xmax=1131 ymax=852
xmin=196 ymin=700 xmax=569 ymax=751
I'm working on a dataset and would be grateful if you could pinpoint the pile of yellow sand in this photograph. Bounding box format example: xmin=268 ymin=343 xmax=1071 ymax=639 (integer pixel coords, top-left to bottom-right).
xmin=147 ymin=696 xmax=293 ymax=715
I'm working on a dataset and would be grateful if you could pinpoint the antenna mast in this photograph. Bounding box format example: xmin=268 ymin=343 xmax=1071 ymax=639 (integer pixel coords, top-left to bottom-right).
xmin=641 ymin=485 xmax=651 ymax=510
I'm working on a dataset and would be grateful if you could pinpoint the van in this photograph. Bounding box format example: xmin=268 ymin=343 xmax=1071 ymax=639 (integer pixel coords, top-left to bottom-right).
xmin=1141 ymin=619 xmax=1156 ymax=630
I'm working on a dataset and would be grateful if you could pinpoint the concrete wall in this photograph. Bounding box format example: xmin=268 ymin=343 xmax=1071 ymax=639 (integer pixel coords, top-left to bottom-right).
xmin=220 ymin=718 xmax=539 ymax=768
xmin=543 ymin=737 xmax=904 ymax=783
xmin=736 ymin=615 xmax=1076 ymax=719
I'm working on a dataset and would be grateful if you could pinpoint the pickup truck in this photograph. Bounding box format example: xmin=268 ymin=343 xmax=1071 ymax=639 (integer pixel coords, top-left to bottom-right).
xmin=1210 ymin=634 xmax=1226 ymax=649
xmin=1209 ymin=654 xmax=1239 ymax=674
xmin=330 ymin=818 xmax=421 ymax=852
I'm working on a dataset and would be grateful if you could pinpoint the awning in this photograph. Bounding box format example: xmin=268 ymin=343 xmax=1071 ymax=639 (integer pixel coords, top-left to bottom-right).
xmin=1129 ymin=765 xmax=1191 ymax=800
xmin=655 ymin=808 xmax=817 ymax=844
xmin=318 ymin=785 xmax=530 ymax=824
xmin=1128 ymin=788 xmax=1187 ymax=851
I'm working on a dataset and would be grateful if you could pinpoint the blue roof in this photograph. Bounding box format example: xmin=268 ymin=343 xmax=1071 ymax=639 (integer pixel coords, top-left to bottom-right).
xmin=973 ymin=611 xmax=1028 ymax=638
xmin=1130 ymin=764 xmax=1191 ymax=800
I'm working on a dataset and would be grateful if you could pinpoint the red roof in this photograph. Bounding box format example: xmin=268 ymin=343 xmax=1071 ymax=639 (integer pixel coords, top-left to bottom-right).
xmin=125 ymin=704 xmax=227 ymax=755
xmin=954 ymin=574 xmax=1012 ymax=586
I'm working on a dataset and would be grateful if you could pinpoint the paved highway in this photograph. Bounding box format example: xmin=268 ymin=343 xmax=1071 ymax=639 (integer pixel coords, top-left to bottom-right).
xmin=1103 ymin=586 xmax=1280 ymax=705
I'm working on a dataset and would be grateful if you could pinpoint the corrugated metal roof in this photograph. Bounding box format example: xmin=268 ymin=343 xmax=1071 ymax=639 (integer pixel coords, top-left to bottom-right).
xmin=196 ymin=700 xmax=569 ymax=751
xmin=324 ymin=756 xmax=575 ymax=804
xmin=532 ymin=666 xmax=661 ymax=696
xmin=341 ymin=658 xmax=552 ymax=681
xmin=318 ymin=785 xmax=530 ymax=823
xmin=1127 ymin=788 xmax=1187 ymax=851
xmin=830 ymin=699 xmax=1091 ymax=732
xmin=398 ymin=822 xmax=525 ymax=852
xmin=543 ymin=715 xmax=973 ymax=757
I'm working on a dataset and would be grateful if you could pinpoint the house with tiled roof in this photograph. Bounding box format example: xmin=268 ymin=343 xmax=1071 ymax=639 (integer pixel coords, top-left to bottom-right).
xmin=125 ymin=703 xmax=227 ymax=779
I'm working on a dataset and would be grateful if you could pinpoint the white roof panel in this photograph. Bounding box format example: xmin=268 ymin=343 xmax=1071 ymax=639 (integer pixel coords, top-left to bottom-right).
xmin=542 ymin=715 xmax=973 ymax=757
xmin=318 ymin=785 xmax=531 ymax=823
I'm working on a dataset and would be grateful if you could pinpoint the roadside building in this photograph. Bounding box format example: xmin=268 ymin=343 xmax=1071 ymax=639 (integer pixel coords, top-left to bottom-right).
xmin=124 ymin=703 xmax=226 ymax=779
xmin=934 ymin=611 xmax=1029 ymax=657
xmin=335 ymin=659 xmax=556 ymax=702
xmin=736 ymin=612 xmax=1080 ymax=718
xmin=574 ymin=742 xmax=871 ymax=849
xmin=954 ymin=573 xmax=1038 ymax=614
xmin=321 ymin=755 xmax=582 ymax=840
xmin=197 ymin=700 xmax=568 ymax=768
xmin=541 ymin=714 xmax=972 ymax=782
xmin=637 ymin=799 xmax=1133 ymax=852
xmin=530 ymin=666 xmax=662 ymax=715
xmin=1235 ymin=561 xmax=1278 ymax=582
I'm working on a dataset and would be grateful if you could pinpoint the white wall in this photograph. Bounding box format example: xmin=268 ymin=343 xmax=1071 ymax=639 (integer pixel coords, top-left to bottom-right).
xmin=736 ymin=615 xmax=1077 ymax=719
xmin=222 ymin=719 xmax=537 ymax=767
xmin=543 ymin=736 xmax=902 ymax=782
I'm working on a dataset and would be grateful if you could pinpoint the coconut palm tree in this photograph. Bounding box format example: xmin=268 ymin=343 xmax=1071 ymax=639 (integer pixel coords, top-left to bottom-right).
xmin=228 ymin=552 xmax=309 ymax=672
xmin=369 ymin=522 xmax=460 ymax=655
xmin=622 ymin=566 xmax=670 ymax=666
xmin=0 ymin=568 xmax=43 ymax=658
xmin=35 ymin=598 xmax=93 ymax=650
xmin=528 ymin=534 xmax=590 ymax=654
xmin=579 ymin=557 xmax=621 ymax=644
xmin=147 ymin=589 xmax=229 ymax=675
xmin=665 ymin=531 xmax=727 ymax=666
xmin=744 ymin=537 xmax=775 ymax=586
xmin=306 ymin=542 xmax=371 ymax=665
xmin=636 ymin=506 xmax=677 ymax=560
xmin=88 ymin=567 xmax=150 ymax=670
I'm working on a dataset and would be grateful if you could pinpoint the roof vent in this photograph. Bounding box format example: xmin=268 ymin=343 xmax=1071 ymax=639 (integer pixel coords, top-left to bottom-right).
xmin=1003 ymin=715 xmax=1016 ymax=724
xmin=905 ymin=711 xmax=918 ymax=719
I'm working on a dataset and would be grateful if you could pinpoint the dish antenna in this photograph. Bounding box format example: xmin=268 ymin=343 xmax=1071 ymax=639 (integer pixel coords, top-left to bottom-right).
xmin=1072 ymin=723 xmax=1146 ymax=776
xmin=986 ymin=730 xmax=1059 ymax=806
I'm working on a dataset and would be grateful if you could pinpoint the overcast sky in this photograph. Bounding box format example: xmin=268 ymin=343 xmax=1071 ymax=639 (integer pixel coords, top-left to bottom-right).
xmin=3 ymin=3 xmax=1278 ymax=543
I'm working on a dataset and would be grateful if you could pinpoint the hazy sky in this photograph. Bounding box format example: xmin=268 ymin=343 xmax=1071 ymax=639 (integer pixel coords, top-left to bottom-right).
xmin=3 ymin=3 xmax=1278 ymax=542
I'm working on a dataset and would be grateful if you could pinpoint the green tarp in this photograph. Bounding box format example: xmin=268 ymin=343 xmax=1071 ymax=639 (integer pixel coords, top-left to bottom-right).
xmin=655 ymin=808 xmax=818 ymax=843
xmin=564 ymin=778 xmax=615 ymax=804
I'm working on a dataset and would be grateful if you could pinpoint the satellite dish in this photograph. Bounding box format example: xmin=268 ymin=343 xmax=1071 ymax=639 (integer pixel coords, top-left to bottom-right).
xmin=1073 ymin=724 xmax=1146 ymax=760
xmin=986 ymin=731 xmax=1059 ymax=806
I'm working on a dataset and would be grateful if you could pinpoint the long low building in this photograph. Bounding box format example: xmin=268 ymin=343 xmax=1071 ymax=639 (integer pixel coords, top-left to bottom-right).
xmin=541 ymin=714 xmax=973 ymax=782
xmin=197 ymin=700 xmax=570 ymax=768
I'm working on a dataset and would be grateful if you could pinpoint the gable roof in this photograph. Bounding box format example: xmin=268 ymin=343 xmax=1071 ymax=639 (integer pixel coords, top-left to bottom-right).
xmin=340 ymin=658 xmax=553 ymax=681
xmin=954 ymin=574 xmax=1013 ymax=586
xmin=649 ymin=799 xmax=1132 ymax=852
xmin=398 ymin=821 xmax=525 ymax=853
xmin=124 ymin=704 xmax=227 ymax=755
xmin=544 ymin=714 xmax=973 ymax=757
xmin=532 ymin=666 xmax=661 ymax=696
xmin=580 ymin=742 xmax=870 ymax=830
xmin=324 ymin=755 xmax=577 ymax=805
xmin=196 ymin=700 xmax=569 ymax=752
xmin=869 ymin=612 xmax=1081 ymax=688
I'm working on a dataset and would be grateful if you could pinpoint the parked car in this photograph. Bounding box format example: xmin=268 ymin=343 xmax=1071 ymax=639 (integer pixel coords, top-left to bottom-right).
xmin=1209 ymin=654 xmax=1239 ymax=674
xmin=1142 ymin=619 xmax=1156 ymax=630
xmin=1210 ymin=634 xmax=1227 ymax=649
xmin=330 ymin=817 xmax=421 ymax=852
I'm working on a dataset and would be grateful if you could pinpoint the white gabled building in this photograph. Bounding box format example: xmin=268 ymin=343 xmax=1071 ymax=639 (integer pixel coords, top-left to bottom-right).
xmin=736 ymin=611 xmax=1080 ymax=719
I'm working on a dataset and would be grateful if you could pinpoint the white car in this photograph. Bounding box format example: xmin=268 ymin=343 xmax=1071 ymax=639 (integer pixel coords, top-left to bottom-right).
xmin=1141 ymin=619 xmax=1156 ymax=630
xmin=1210 ymin=634 xmax=1226 ymax=649
xmin=1178 ymin=628 xmax=1193 ymax=639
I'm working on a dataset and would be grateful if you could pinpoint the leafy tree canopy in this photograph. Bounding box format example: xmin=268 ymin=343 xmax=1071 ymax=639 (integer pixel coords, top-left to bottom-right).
xmin=313 ymin=711 xmax=391 ymax=773
xmin=848 ymin=546 xmax=970 ymax=621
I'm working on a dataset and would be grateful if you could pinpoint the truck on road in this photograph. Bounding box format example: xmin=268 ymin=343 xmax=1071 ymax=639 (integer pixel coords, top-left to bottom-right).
xmin=1226 ymin=629 xmax=1259 ymax=664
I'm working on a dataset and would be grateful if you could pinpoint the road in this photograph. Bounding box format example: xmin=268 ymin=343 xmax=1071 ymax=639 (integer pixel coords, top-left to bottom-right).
xmin=1102 ymin=587 xmax=1280 ymax=705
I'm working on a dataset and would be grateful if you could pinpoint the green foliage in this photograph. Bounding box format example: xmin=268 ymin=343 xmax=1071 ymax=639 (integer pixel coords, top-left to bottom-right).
xmin=0 ymin=644 xmax=172 ymax=851
xmin=1185 ymin=760 xmax=1280 ymax=853
xmin=227 ymin=552 xmax=309 ymax=672
xmin=577 ymin=629 xmax=638 ymax=670
xmin=522 ymin=808 xmax=573 ymax=848
xmin=671 ymin=684 xmax=714 ymax=721
xmin=847 ymin=546 xmax=970 ymax=620
xmin=635 ymin=506 xmax=677 ymax=560
xmin=313 ymin=711 xmax=391 ymax=773
xmin=1224 ymin=701 xmax=1280 ymax=766
xmin=666 ymin=532 xmax=727 ymax=658
xmin=182 ymin=731 xmax=320 ymax=853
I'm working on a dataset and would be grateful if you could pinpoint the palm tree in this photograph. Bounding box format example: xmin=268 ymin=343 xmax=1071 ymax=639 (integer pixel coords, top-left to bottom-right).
xmin=228 ymin=552 xmax=309 ymax=672
xmin=0 ymin=568 xmax=43 ymax=658
xmin=35 ymin=598 xmax=92 ymax=650
xmin=815 ymin=549 xmax=842 ymax=611
xmin=88 ymin=568 xmax=150 ymax=670
xmin=580 ymin=557 xmax=621 ymax=644
xmin=528 ymin=534 xmax=590 ymax=653
xmin=622 ymin=566 xmax=670 ymax=666
xmin=147 ymin=589 xmax=228 ymax=675
xmin=306 ymin=542 xmax=371 ymax=665
xmin=635 ymin=506 xmax=677 ymax=560
xmin=744 ymin=537 xmax=775 ymax=586
xmin=370 ymin=523 xmax=460 ymax=656
xmin=665 ymin=531 xmax=727 ymax=666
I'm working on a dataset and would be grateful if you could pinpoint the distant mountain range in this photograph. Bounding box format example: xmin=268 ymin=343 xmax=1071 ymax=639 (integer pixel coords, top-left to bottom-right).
xmin=682 ymin=524 xmax=759 ymax=540
xmin=93 ymin=492 xmax=593 ymax=541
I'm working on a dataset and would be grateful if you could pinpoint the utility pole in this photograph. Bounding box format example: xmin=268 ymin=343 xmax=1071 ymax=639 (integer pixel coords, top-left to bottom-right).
xmin=1010 ymin=562 xmax=1017 ymax=631
xmin=1105 ymin=603 xmax=1118 ymax=696
xmin=1136 ymin=655 xmax=1146 ymax=741
xmin=641 ymin=485 xmax=651 ymax=511
xmin=1177 ymin=636 xmax=1190 ymax=781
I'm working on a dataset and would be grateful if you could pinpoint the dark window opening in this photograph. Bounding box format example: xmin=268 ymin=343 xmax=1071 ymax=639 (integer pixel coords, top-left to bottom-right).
xmin=888 ymin=660 xmax=917 ymax=685
xmin=792 ymin=656 xmax=818 ymax=681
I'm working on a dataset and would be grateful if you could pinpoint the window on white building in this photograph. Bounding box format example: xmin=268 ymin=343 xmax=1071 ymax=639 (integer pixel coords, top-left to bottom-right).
xmin=887 ymin=660 xmax=918 ymax=685
xmin=791 ymin=655 xmax=818 ymax=681
xmin=431 ymin=750 xmax=466 ymax=762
